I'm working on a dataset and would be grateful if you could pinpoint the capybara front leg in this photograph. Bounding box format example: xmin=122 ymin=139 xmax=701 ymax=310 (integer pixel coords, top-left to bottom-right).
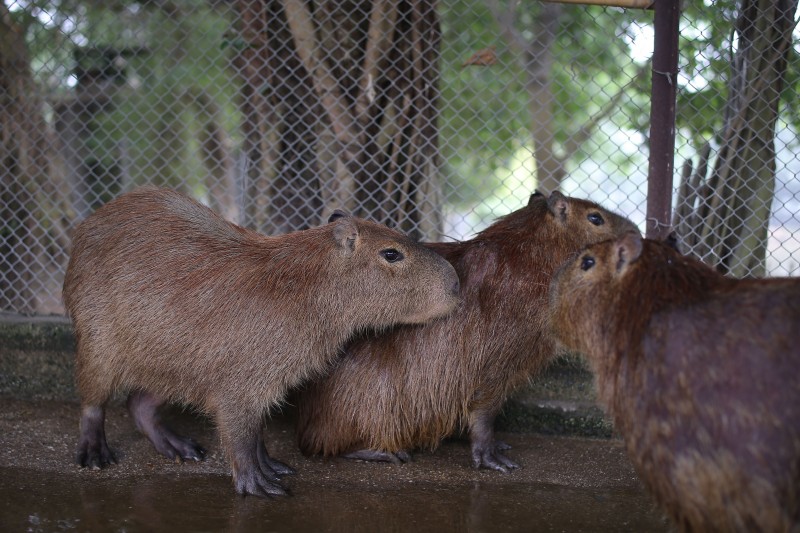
xmin=76 ymin=405 xmax=116 ymax=468
xmin=468 ymin=408 xmax=519 ymax=472
xmin=222 ymin=417 xmax=289 ymax=498
xmin=343 ymin=449 xmax=413 ymax=464
xmin=127 ymin=390 xmax=205 ymax=462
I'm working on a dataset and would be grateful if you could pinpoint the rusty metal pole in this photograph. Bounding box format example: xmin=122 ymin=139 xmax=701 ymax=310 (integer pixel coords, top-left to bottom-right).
xmin=646 ymin=0 xmax=680 ymax=239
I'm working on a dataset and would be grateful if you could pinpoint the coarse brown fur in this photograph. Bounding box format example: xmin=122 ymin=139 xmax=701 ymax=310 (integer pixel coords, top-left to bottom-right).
xmin=62 ymin=187 xmax=460 ymax=497
xmin=549 ymin=232 xmax=800 ymax=532
xmin=295 ymin=191 xmax=639 ymax=469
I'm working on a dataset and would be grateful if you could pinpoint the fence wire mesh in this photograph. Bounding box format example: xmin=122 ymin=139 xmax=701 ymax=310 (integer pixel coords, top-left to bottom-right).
xmin=1 ymin=0 xmax=799 ymax=315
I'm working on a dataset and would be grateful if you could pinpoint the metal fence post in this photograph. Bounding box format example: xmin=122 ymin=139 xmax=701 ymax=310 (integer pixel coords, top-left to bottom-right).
xmin=646 ymin=0 xmax=680 ymax=240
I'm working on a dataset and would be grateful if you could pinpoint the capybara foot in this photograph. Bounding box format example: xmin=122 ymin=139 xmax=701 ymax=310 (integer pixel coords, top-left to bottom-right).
xmin=471 ymin=442 xmax=519 ymax=472
xmin=128 ymin=390 xmax=205 ymax=462
xmin=77 ymin=405 xmax=116 ymax=469
xmin=234 ymin=468 xmax=290 ymax=498
xmin=343 ymin=449 xmax=412 ymax=464
xmin=76 ymin=440 xmax=117 ymax=469
xmin=257 ymin=444 xmax=295 ymax=477
xmin=154 ymin=432 xmax=206 ymax=463
xmin=261 ymin=455 xmax=295 ymax=476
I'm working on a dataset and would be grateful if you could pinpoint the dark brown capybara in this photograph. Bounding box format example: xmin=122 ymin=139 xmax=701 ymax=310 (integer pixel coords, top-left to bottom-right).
xmin=62 ymin=187 xmax=460 ymax=498
xmin=548 ymin=231 xmax=800 ymax=532
xmin=295 ymin=191 xmax=639 ymax=469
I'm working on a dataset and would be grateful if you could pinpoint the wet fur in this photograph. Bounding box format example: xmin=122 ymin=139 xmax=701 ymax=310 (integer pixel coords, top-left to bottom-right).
xmin=549 ymin=234 xmax=800 ymax=531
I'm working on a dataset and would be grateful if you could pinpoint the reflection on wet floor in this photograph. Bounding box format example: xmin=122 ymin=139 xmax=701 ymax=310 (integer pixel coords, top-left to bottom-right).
xmin=0 ymin=466 xmax=667 ymax=532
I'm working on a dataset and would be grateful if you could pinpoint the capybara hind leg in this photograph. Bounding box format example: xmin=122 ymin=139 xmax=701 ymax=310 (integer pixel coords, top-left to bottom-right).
xmin=76 ymin=405 xmax=116 ymax=468
xmin=127 ymin=390 xmax=205 ymax=462
xmin=343 ymin=449 xmax=412 ymax=464
xmin=469 ymin=409 xmax=519 ymax=472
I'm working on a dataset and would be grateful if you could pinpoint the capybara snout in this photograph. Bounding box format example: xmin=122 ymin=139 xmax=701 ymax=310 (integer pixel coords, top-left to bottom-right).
xmin=63 ymin=186 xmax=459 ymax=498
xmin=322 ymin=212 xmax=461 ymax=327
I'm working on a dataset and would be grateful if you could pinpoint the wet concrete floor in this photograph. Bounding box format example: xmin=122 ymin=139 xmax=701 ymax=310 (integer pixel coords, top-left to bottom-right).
xmin=0 ymin=396 xmax=669 ymax=532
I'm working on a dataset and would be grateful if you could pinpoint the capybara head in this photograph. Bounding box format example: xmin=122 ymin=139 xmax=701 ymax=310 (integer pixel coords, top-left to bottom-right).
xmin=540 ymin=191 xmax=639 ymax=247
xmin=322 ymin=210 xmax=460 ymax=328
xmin=548 ymin=231 xmax=648 ymax=354
xmin=486 ymin=191 xmax=640 ymax=257
xmin=548 ymin=231 xmax=722 ymax=356
xmin=460 ymin=191 xmax=639 ymax=288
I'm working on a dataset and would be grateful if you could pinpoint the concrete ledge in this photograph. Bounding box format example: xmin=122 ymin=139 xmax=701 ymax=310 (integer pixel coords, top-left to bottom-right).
xmin=0 ymin=314 xmax=612 ymax=436
xmin=0 ymin=313 xmax=76 ymax=400
xmin=498 ymin=355 xmax=612 ymax=438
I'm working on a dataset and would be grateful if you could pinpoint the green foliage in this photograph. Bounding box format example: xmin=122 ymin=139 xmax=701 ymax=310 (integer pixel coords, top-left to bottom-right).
xmin=88 ymin=2 xmax=240 ymax=191
xmin=10 ymin=0 xmax=799 ymax=209
xmin=13 ymin=0 xmax=241 ymax=197
xmin=439 ymin=1 xmax=653 ymax=205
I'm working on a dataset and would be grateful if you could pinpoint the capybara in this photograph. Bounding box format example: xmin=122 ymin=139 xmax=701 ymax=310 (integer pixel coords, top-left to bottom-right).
xmin=62 ymin=187 xmax=460 ymax=497
xmin=295 ymin=191 xmax=639 ymax=469
xmin=548 ymin=231 xmax=800 ymax=531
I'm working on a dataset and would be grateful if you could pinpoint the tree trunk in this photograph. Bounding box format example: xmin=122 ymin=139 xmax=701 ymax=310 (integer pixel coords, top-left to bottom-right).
xmin=487 ymin=1 xmax=639 ymax=195
xmin=184 ymin=89 xmax=240 ymax=223
xmin=233 ymin=0 xmax=275 ymax=231
xmin=674 ymin=0 xmax=797 ymax=277
xmin=0 ymin=6 xmax=70 ymax=314
xmin=234 ymin=0 xmax=443 ymax=240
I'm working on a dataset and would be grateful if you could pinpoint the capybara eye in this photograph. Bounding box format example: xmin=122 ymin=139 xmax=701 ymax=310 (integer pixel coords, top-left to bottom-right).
xmin=380 ymin=248 xmax=404 ymax=263
xmin=587 ymin=212 xmax=605 ymax=226
xmin=580 ymin=256 xmax=595 ymax=271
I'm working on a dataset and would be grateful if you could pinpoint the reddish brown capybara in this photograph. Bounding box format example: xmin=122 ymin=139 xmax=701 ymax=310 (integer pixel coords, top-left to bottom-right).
xmin=295 ymin=191 xmax=639 ymax=469
xmin=62 ymin=186 xmax=460 ymax=498
xmin=548 ymin=231 xmax=800 ymax=532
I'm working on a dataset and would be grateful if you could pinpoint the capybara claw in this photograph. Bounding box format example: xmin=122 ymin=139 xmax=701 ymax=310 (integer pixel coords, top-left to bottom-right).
xmin=343 ymin=449 xmax=413 ymax=464
xmin=256 ymin=445 xmax=295 ymax=478
xmin=161 ymin=437 xmax=206 ymax=463
xmin=76 ymin=447 xmax=116 ymax=469
xmin=259 ymin=453 xmax=294 ymax=476
xmin=235 ymin=473 xmax=289 ymax=498
xmin=266 ymin=459 xmax=295 ymax=476
xmin=471 ymin=448 xmax=519 ymax=472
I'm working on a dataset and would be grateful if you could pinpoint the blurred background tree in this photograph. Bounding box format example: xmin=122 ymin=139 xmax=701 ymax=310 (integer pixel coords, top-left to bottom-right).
xmin=2 ymin=0 xmax=799 ymax=313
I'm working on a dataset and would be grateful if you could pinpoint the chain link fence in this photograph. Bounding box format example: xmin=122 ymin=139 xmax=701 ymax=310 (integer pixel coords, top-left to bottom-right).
xmin=2 ymin=0 xmax=799 ymax=315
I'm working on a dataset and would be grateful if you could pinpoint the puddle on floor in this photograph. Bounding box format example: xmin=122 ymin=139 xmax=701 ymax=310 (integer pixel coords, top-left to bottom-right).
xmin=0 ymin=466 xmax=668 ymax=532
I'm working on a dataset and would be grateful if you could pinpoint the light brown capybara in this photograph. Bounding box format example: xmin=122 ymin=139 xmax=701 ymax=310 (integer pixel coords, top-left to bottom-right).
xmin=295 ymin=191 xmax=639 ymax=469
xmin=548 ymin=231 xmax=800 ymax=532
xmin=62 ymin=186 xmax=460 ymax=497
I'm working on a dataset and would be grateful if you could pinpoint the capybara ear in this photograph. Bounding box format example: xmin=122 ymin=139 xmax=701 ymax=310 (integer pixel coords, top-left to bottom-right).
xmin=528 ymin=190 xmax=545 ymax=206
xmin=328 ymin=209 xmax=350 ymax=223
xmin=663 ymin=230 xmax=680 ymax=251
xmin=615 ymin=231 xmax=643 ymax=274
xmin=547 ymin=191 xmax=568 ymax=221
xmin=332 ymin=218 xmax=359 ymax=253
